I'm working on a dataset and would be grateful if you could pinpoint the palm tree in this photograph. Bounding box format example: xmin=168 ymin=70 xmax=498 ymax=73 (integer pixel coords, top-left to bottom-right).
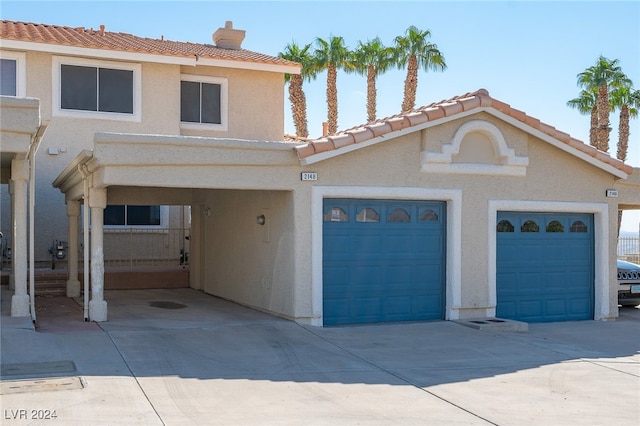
xmin=577 ymin=56 xmax=629 ymax=152
xmin=567 ymin=89 xmax=598 ymax=147
xmin=314 ymin=35 xmax=354 ymax=135
xmin=352 ymin=37 xmax=394 ymax=123
xmin=279 ymin=41 xmax=316 ymax=138
xmin=609 ymin=82 xmax=639 ymax=236
xmin=394 ymin=25 xmax=446 ymax=113
xmin=609 ymin=83 xmax=640 ymax=162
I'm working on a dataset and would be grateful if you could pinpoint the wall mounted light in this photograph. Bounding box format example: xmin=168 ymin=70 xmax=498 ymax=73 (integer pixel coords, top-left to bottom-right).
xmin=204 ymin=207 xmax=212 ymax=217
xmin=256 ymin=214 xmax=266 ymax=225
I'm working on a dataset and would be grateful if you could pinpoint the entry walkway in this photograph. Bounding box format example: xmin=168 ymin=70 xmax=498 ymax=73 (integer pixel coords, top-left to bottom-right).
xmin=2 ymin=285 xmax=639 ymax=425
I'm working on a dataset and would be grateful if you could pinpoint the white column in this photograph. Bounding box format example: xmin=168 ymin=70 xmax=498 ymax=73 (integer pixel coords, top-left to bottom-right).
xmin=10 ymin=159 xmax=29 ymax=317
xmin=88 ymin=187 xmax=107 ymax=321
xmin=8 ymin=181 xmax=15 ymax=290
xmin=66 ymin=200 xmax=81 ymax=297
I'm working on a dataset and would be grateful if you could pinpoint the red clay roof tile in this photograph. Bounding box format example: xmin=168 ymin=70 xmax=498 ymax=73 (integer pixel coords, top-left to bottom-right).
xmin=294 ymin=88 xmax=632 ymax=175
xmin=0 ymin=20 xmax=299 ymax=68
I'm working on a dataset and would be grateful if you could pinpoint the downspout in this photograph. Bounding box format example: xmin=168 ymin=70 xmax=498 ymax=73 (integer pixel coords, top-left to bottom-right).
xmin=78 ymin=164 xmax=90 ymax=321
xmin=27 ymin=122 xmax=48 ymax=323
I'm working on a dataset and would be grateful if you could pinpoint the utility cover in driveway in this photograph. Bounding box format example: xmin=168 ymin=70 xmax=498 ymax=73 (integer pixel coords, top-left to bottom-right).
xmin=323 ymin=199 xmax=446 ymax=325
xmin=496 ymin=212 xmax=594 ymax=322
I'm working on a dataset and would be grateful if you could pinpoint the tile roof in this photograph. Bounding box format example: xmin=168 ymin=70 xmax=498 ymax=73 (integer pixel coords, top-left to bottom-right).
xmin=0 ymin=20 xmax=299 ymax=68
xmin=295 ymin=89 xmax=632 ymax=175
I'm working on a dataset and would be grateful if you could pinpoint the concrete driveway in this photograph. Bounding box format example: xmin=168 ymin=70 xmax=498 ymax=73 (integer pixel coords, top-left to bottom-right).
xmin=1 ymin=286 xmax=639 ymax=425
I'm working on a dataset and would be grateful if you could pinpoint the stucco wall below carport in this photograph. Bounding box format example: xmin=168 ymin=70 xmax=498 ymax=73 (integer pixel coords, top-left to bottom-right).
xmin=199 ymin=189 xmax=296 ymax=319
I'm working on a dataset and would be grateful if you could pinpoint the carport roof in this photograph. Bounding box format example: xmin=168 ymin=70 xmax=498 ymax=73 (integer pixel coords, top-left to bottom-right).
xmin=295 ymin=88 xmax=632 ymax=177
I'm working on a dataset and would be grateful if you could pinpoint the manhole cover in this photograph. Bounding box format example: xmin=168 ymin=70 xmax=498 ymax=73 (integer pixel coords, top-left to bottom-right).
xmin=149 ymin=301 xmax=187 ymax=309
xmin=0 ymin=377 xmax=84 ymax=395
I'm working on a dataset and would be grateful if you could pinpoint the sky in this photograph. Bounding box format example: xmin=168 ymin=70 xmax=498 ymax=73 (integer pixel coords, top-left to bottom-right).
xmin=2 ymin=0 xmax=639 ymax=231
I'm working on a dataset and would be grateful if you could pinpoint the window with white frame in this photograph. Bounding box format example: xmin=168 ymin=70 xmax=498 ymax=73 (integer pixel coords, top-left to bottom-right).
xmin=0 ymin=51 xmax=26 ymax=97
xmin=104 ymin=205 xmax=164 ymax=227
xmin=52 ymin=56 xmax=141 ymax=121
xmin=180 ymin=74 xmax=227 ymax=131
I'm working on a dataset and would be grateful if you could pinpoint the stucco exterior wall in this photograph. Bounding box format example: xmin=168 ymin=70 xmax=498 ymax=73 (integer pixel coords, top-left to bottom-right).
xmin=289 ymin=114 xmax=620 ymax=321
xmin=198 ymin=189 xmax=296 ymax=319
xmin=0 ymin=47 xmax=286 ymax=263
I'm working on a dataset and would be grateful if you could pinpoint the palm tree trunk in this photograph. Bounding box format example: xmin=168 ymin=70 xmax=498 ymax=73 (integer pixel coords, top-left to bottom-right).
xmin=617 ymin=105 xmax=629 ymax=162
xmin=367 ymin=65 xmax=376 ymax=123
xmin=597 ymin=83 xmax=610 ymax=152
xmin=327 ymin=65 xmax=338 ymax=135
xmin=589 ymin=107 xmax=598 ymax=148
xmin=401 ymin=56 xmax=418 ymax=112
xmin=288 ymin=74 xmax=308 ymax=138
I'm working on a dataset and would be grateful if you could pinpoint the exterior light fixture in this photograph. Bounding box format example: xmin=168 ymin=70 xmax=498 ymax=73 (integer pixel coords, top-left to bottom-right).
xmin=256 ymin=214 xmax=266 ymax=225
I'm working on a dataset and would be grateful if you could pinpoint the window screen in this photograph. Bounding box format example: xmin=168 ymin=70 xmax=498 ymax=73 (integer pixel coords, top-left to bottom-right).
xmin=99 ymin=68 xmax=134 ymax=113
xmin=181 ymin=80 xmax=222 ymax=124
xmin=0 ymin=59 xmax=17 ymax=96
xmin=60 ymin=64 xmax=133 ymax=113
xmin=61 ymin=65 xmax=97 ymax=111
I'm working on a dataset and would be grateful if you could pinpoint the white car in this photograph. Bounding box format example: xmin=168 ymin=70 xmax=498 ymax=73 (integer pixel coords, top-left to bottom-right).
xmin=618 ymin=259 xmax=640 ymax=307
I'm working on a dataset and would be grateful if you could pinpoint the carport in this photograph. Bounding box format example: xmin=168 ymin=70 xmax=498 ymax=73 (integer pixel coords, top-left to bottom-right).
xmin=52 ymin=132 xmax=304 ymax=322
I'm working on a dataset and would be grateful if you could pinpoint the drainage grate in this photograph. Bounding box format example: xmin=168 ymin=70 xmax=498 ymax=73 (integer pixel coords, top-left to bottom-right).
xmin=0 ymin=377 xmax=84 ymax=395
xmin=149 ymin=301 xmax=187 ymax=309
xmin=1 ymin=361 xmax=76 ymax=377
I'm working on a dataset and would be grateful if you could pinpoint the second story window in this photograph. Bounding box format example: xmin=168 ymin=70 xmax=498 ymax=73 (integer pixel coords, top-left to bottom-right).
xmin=0 ymin=51 xmax=26 ymax=97
xmin=180 ymin=74 xmax=227 ymax=131
xmin=53 ymin=56 xmax=141 ymax=121
xmin=61 ymin=65 xmax=133 ymax=113
xmin=1 ymin=59 xmax=17 ymax=96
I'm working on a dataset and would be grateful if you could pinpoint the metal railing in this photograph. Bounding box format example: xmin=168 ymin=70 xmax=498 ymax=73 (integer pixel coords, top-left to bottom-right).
xmin=617 ymin=236 xmax=639 ymax=264
xmin=81 ymin=227 xmax=190 ymax=270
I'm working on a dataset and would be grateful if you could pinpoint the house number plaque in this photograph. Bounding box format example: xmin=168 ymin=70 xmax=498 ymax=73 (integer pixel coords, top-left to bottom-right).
xmin=301 ymin=172 xmax=318 ymax=181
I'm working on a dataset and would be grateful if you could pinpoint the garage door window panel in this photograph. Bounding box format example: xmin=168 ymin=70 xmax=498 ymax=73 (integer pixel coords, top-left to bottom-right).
xmin=356 ymin=207 xmax=380 ymax=223
xmin=570 ymin=221 xmax=588 ymax=232
xmin=546 ymin=220 xmax=565 ymax=233
xmin=387 ymin=208 xmax=410 ymax=223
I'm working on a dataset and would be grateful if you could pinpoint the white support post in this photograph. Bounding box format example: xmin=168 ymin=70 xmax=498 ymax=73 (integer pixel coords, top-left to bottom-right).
xmin=10 ymin=159 xmax=29 ymax=317
xmin=88 ymin=187 xmax=107 ymax=322
xmin=66 ymin=200 xmax=81 ymax=297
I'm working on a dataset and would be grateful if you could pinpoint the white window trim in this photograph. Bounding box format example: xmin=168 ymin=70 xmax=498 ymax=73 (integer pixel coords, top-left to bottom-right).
xmin=52 ymin=55 xmax=142 ymax=122
xmin=488 ymin=200 xmax=610 ymax=321
xmin=179 ymin=74 xmax=228 ymax=132
xmin=0 ymin=50 xmax=26 ymax=97
xmin=310 ymin=186 xmax=462 ymax=327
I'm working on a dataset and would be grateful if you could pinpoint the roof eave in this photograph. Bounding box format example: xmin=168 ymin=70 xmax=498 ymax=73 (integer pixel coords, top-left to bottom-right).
xmin=1 ymin=39 xmax=300 ymax=73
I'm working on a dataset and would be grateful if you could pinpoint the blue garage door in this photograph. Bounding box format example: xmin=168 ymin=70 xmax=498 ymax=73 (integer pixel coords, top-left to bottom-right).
xmin=496 ymin=212 xmax=594 ymax=322
xmin=323 ymin=199 xmax=446 ymax=325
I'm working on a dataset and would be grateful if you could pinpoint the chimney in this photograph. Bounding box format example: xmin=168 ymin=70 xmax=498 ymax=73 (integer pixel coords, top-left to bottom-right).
xmin=322 ymin=122 xmax=328 ymax=137
xmin=212 ymin=21 xmax=245 ymax=50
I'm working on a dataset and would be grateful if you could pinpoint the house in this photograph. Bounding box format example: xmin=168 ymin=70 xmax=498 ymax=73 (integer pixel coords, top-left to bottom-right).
xmin=2 ymin=20 xmax=639 ymax=325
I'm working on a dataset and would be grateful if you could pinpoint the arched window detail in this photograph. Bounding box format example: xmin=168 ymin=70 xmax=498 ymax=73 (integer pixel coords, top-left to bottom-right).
xmin=419 ymin=209 xmax=439 ymax=222
xmin=570 ymin=220 xmax=588 ymax=233
xmin=496 ymin=220 xmax=515 ymax=232
xmin=546 ymin=220 xmax=564 ymax=233
xmin=388 ymin=208 xmax=410 ymax=223
xmin=521 ymin=220 xmax=539 ymax=232
xmin=324 ymin=207 xmax=348 ymax=222
xmin=356 ymin=208 xmax=380 ymax=223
